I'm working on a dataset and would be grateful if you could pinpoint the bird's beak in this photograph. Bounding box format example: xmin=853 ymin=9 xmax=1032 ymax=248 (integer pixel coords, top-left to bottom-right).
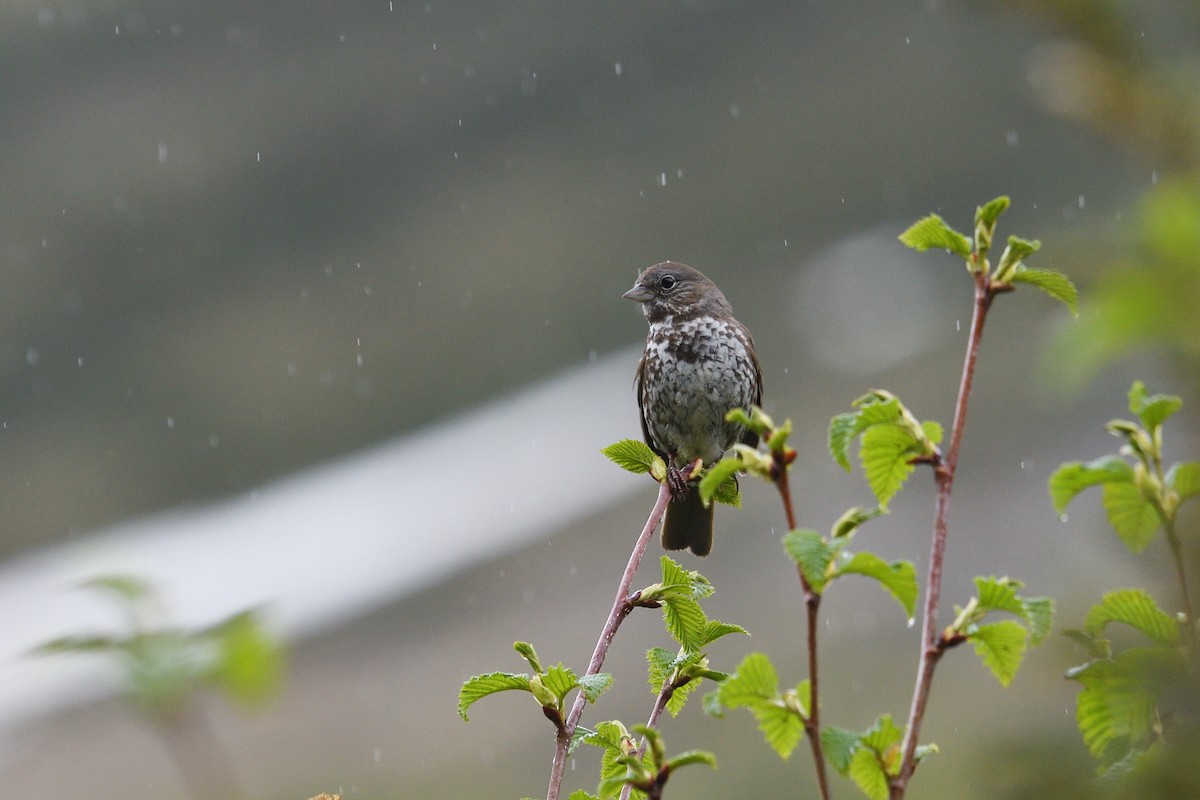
xmin=622 ymin=284 xmax=654 ymax=303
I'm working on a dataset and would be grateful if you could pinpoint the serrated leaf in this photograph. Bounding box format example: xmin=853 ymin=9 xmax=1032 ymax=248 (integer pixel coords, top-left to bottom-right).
xmin=578 ymin=672 xmax=614 ymax=703
xmin=712 ymin=474 xmax=742 ymax=507
xmin=1102 ymin=482 xmax=1161 ymax=552
xmin=568 ymin=791 xmax=601 ymax=800
xmin=861 ymin=713 xmax=904 ymax=757
xmin=702 ymin=688 xmax=724 ymax=718
xmin=974 ymin=576 xmax=1025 ymax=616
xmin=996 ymin=234 xmax=1041 ymax=277
xmin=665 ymin=674 xmax=701 ymax=717
xmin=969 ymin=620 xmax=1028 ymax=686
xmin=828 ymin=413 xmax=859 ymax=472
xmin=898 ymin=213 xmax=971 ymax=257
xmin=821 ymin=725 xmax=861 ymax=773
xmin=1084 ymin=589 xmax=1178 ymax=644
xmin=831 ymin=506 xmax=886 ymax=539
xmin=663 ymin=597 xmax=707 ymax=652
xmin=1168 ymin=462 xmax=1200 ymax=501
xmin=751 ymin=700 xmax=805 ymax=759
xmin=699 ymin=619 xmax=749 ymax=646
xmin=601 ymin=439 xmax=658 ymax=474
xmin=1070 ymin=654 xmax=1160 ymax=767
xmin=719 ymin=653 xmax=778 ymax=707
xmin=542 ymin=664 xmax=579 ymax=703
xmin=698 ymin=458 xmax=742 ymax=505
xmin=859 ymin=424 xmax=920 ymax=509
xmin=1127 ymin=381 xmax=1183 ymax=432
xmin=975 ymin=196 xmax=1011 ymax=228
xmin=647 ymin=647 xmax=675 ymax=690
xmin=457 ymin=672 xmax=532 ymax=721
xmin=1049 ymin=456 xmax=1135 ymax=514
xmin=1022 ymin=597 xmax=1055 ymax=646
xmin=837 ymin=552 xmax=918 ymax=619
xmin=848 ymin=747 xmax=890 ymax=800
xmin=1006 ymin=267 xmax=1079 ymax=316
xmin=782 ymin=529 xmax=834 ymax=592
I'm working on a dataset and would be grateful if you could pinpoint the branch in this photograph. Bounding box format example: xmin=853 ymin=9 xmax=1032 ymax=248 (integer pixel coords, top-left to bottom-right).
xmin=892 ymin=270 xmax=995 ymax=797
xmin=776 ymin=454 xmax=831 ymax=800
xmin=546 ymin=481 xmax=672 ymax=800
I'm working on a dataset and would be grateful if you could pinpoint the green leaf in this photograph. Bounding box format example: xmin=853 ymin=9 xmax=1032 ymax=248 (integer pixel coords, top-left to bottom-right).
xmin=698 ymin=457 xmax=742 ymax=506
xmin=830 ymin=506 xmax=886 ymax=539
xmin=1084 ymin=589 xmax=1178 ymax=644
xmin=828 ymin=395 xmax=903 ymax=472
xmin=1007 ymin=267 xmax=1079 ymax=316
xmin=663 ymin=596 xmax=707 ymax=652
xmin=752 ymin=699 xmax=805 ymax=759
xmin=211 ymin=611 xmax=284 ymax=706
xmin=969 ymin=620 xmax=1028 ymax=686
xmin=828 ymin=413 xmax=859 ymax=472
xmin=859 ymin=423 xmax=920 ymax=508
xmin=578 ymin=672 xmax=615 ymax=703
xmin=457 ymin=672 xmax=531 ymax=721
xmin=995 ymin=235 xmax=1042 ymax=280
xmin=1127 ymin=381 xmax=1183 ymax=432
xmin=719 ymin=653 xmax=778 ymax=707
xmin=921 ymin=420 xmax=943 ymax=446
xmin=974 ymin=576 xmax=1025 ymax=616
xmin=1168 ymin=462 xmax=1200 ymax=501
xmin=711 ymin=473 xmax=742 ymax=508
xmin=975 ymin=196 xmax=1011 ymax=229
xmin=1022 ymin=597 xmax=1055 ymax=646
xmin=898 ymin=213 xmax=971 ymax=257
xmin=848 ymin=748 xmax=889 ymax=800
xmin=1069 ymin=651 xmax=1165 ymax=767
xmin=1102 ymin=482 xmax=1161 ymax=552
xmin=647 ymin=647 xmax=675 ymax=691
xmin=568 ymin=791 xmax=601 ymax=800
xmin=861 ymin=713 xmax=904 ymax=760
xmin=33 ymin=635 xmax=123 ymax=655
xmin=699 ymin=619 xmax=749 ymax=646
xmin=782 ymin=529 xmax=834 ymax=592
xmin=542 ymin=664 xmax=579 ymax=703
xmin=601 ymin=439 xmax=659 ymax=474
xmin=837 ymin=552 xmax=918 ymax=619
xmin=514 ymin=641 xmax=543 ymax=674
xmin=1048 ymin=456 xmax=1135 ymax=514
xmin=821 ymin=725 xmax=861 ymax=773
xmin=666 ymin=674 xmax=701 ymax=717
xmin=665 ymin=749 xmax=718 ymax=771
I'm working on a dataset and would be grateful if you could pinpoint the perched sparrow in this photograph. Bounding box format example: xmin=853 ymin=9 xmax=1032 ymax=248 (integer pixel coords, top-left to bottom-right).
xmin=623 ymin=262 xmax=762 ymax=556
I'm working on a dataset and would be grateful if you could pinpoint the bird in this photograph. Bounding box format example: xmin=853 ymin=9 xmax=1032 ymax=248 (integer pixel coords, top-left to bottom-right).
xmin=623 ymin=261 xmax=762 ymax=556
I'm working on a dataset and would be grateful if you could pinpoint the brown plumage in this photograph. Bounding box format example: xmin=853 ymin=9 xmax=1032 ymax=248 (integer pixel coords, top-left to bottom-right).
xmin=623 ymin=262 xmax=762 ymax=556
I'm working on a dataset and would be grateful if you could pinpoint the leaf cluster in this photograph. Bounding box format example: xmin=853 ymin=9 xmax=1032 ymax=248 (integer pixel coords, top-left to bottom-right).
xmin=34 ymin=575 xmax=284 ymax=719
xmin=822 ymin=715 xmax=938 ymax=800
xmin=947 ymin=576 xmax=1054 ymax=687
xmin=458 ymin=641 xmax=613 ymax=725
xmin=573 ymin=721 xmax=716 ymax=800
xmin=1050 ymin=382 xmax=1199 ymax=553
xmin=898 ymin=195 xmax=1077 ymax=315
xmin=782 ymin=507 xmax=917 ymax=619
xmin=602 ymin=439 xmax=741 ymax=508
xmin=641 ymin=556 xmax=747 ymax=717
xmin=1050 ymin=382 xmax=1200 ymax=775
xmin=828 ymin=391 xmax=942 ymax=509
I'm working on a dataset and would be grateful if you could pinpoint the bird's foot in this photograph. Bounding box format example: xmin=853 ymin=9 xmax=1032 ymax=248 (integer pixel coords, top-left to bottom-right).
xmin=666 ymin=458 xmax=703 ymax=501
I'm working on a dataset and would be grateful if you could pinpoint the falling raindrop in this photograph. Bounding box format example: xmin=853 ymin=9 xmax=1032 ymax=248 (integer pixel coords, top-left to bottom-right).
xmin=907 ymin=617 xmax=916 ymax=629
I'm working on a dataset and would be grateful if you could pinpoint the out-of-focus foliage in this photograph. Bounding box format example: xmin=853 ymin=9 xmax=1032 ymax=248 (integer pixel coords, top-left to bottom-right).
xmin=1003 ymin=0 xmax=1200 ymax=396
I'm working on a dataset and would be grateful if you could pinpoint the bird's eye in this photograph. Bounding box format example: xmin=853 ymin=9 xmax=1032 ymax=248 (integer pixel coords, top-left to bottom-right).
xmin=660 ymin=275 xmax=677 ymax=292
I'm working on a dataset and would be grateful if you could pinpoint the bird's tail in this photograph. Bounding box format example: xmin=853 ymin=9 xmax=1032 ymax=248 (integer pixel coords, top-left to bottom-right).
xmin=661 ymin=491 xmax=713 ymax=557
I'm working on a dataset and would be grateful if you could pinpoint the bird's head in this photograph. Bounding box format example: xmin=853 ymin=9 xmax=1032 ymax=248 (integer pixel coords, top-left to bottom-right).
xmin=622 ymin=261 xmax=732 ymax=322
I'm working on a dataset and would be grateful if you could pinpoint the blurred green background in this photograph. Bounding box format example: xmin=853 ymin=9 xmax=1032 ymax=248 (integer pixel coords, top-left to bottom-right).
xmin=3 ymin=0 xmax=1199 ymax=798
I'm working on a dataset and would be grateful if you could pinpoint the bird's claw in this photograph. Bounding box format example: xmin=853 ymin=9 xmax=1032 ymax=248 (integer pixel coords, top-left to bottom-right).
xmin=666 ymin=458 xmax=702 ymax=501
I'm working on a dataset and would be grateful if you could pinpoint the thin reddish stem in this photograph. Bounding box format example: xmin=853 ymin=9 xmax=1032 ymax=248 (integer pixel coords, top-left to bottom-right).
xmin=777 ymin=461 xmax=831 ymax=800
xmin=546 ymin=481 xmax=672 ymax=800
xmin=891 ymin=271 xmax=994 ymax=798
